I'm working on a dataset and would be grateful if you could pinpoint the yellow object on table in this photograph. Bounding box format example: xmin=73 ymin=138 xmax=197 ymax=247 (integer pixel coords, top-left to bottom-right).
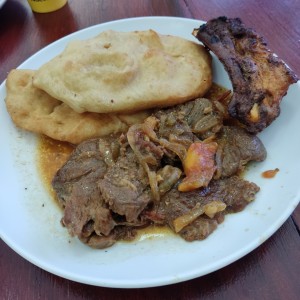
xmin=27 ymin=0 xmax=68 ymax=13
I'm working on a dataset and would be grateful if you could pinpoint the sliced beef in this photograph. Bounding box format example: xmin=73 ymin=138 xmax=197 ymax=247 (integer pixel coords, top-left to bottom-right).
xmin=185 ymin=98 xmax=224 ymax=139
xmin=126 ymin=122 xmax=165 ymax=201
xmin=193 ymin=16 xmax=298 ymax=133
xmin=200 ymin=176 xmax=260 ymax=212
xmin=154 ymin=102 xmax=197 ymax=150
xmin=52 ymin=94 xmax=266 ymax=249
xmin=52 ymin=138 xmax=114 ymax=238
xmin=52 ymin=136 xmax=141 ymax=248
xmin=124 ymin=98 xmax=224 ymax=200
xmin=179 ymin=217 xmax=219 ymax=241
xmin=215 ymin=126 xmax=267 ymax=178
xmin=99 ymin=147 xmax=152 ymax=223
xmin=145 ymin=176 xmax=259 ymax=241
xmin=132 ymin=97 xmax=224 ymax=171
xmin=52 ymin=138 xmax=106 ymax=208
xmin=155 ymin=97 xmax=224 ymax=143
xmin=80 ymin=226 xmax=137 ymax=249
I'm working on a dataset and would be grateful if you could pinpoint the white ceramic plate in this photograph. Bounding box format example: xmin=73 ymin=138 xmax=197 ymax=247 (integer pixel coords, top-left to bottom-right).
xmin=0 ymin=17 xmax=299 ymax=288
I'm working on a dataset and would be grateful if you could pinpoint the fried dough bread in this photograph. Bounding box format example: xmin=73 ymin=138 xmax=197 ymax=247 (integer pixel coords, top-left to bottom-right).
xmin=33 ymin=30 xmax=212 ymax=114
xmin=5 ymin=69 xmax=150 ymax=144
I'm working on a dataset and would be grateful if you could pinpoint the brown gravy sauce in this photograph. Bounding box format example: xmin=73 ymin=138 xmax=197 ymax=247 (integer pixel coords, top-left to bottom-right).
xmin=37 ymin=135 xmax=74 ymax=201
xmin=36 ymin=83 xmax=231 ymax=240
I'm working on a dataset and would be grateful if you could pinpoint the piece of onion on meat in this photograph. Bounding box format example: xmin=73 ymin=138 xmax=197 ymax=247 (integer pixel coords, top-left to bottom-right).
xmin=127 ymin=117 xmax=185 ymax=201
xmin=173 ymin=200 xmax=226 ymax=233
xmin=127 ymin=121 xmax=162 ymax=201
xmin=157 ymin=165 xmax=182 ymax=196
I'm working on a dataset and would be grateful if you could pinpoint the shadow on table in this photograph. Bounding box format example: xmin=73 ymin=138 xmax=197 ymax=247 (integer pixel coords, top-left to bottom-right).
xmin=31 ymin=2 xmax=78 ymax=45
xmin=0 ymin=0 xmax=28 ymax=60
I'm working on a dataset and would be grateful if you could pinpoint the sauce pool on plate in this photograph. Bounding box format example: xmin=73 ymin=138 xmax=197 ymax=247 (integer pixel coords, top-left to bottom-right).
xmin=37 ymin=135 xmax=74 ymax=199
xmin=262 ymin=168 xmax=279 ymax=178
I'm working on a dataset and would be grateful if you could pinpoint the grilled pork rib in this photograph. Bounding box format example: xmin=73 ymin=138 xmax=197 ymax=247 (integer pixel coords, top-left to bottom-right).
xmin=193 ymin=16 xmax=298 ymax=133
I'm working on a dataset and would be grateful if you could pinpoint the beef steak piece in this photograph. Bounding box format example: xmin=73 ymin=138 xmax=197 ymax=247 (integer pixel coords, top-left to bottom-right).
xmin=80 ymin=225 xmax=137 ymax=249
xmin=52 ymin=138 xmax=113 ymax=236
xmin=145 ymin=176 xmax=259 ymax=241
xmin=52 ymin=136 xmax=136 ymax=248
xmin=99 ymin=146 xmax=152 ymax=223
xmin=215 ymin=126 xmax=267 ymax=178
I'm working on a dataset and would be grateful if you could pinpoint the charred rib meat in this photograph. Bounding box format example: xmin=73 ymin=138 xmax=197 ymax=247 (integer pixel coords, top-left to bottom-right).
xmin=193 ymin=16 xmax=298 ymax=133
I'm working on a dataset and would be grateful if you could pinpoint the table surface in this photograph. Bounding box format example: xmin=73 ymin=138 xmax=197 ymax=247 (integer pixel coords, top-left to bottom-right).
xmin=1 ymin=0 xmax=299 ymax=299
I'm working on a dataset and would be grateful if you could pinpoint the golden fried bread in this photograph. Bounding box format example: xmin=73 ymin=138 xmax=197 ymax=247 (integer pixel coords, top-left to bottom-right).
xmin=33 ymin=30 xmax=212 ymax=114
xmin=5 ymin=69 xmax=150 ymax=144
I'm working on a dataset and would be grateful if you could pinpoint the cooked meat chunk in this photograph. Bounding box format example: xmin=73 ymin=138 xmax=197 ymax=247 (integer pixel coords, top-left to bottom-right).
xmin=145 ymin=176 xmax=259 ymax=240
xmin=99 ymin=147 xmax=152 ymax=223
xmin=155 ymin=97 xmax=224 ymax=143
xmin=136 ymin=97 xmax=224 ymax=168
xmin=52 ymin=136 xmax=142 ymax=248
xmin=179 ymin=218 xmax=218 ymax=241
xmin=126 ymin=122 xmax=165 ymax=201
xmin=80 ymin=226 xmax=137 ymax=249
xmin=52 ymin=95 xmax=266 ymax=249
xmin=193 ymin=16 xmax=298 ymax=133
xmin=185 ymin=98 xmax=224 ymax=139
xmin=155 ymin=104 xmax=196 ymax=147
xmin=203 ymin=176 xmax=259 ymax=212
xmin=215 ymin=126 xmax=267 ymax=178
xmin=125 ymin=98 xmax=224 ymax=200
xmin=52 ymin=138 xmax=114 ymax=238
